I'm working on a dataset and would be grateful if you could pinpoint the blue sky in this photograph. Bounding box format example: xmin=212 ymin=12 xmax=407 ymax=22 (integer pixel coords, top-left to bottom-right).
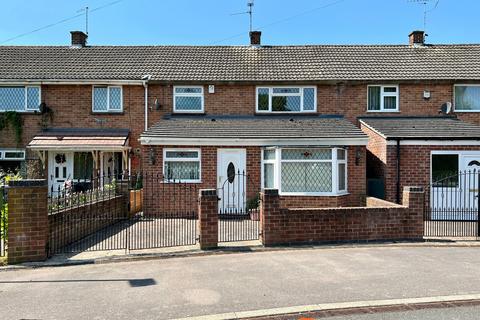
xmin=0 ymin=0 xmax=479 ymax=46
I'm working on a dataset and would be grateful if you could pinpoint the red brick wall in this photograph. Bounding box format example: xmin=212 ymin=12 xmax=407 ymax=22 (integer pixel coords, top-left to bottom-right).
xmin=260 ymin=187 xmax=424 ymax=246
xmin=7 ymin=180 xmax=48 ymax=264
xmin=142 ymin=145 xmax=366 ymax=212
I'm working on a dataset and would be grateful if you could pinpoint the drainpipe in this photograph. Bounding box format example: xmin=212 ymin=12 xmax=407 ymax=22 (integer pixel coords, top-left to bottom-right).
xmin=142 ymin=75 xmax=152 ymax=131
xmin=396 ymin=139 xmax=401 ymax=204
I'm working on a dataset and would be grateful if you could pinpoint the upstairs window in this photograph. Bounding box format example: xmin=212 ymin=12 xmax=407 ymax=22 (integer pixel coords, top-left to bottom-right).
xmin=0 ymin=86 xmax=41 ymax=112
xmin=92 ymin=86 xmax=123 ymax=112
xmin=367 ymin=85 xmax=399 ymax=112
xmin=454 ymin=85 xmax=480 ymax=112
xmin=256 ymin=87 xmax=316 ymax=113
xmin=174 ymin=86 xmax=204 ymax=113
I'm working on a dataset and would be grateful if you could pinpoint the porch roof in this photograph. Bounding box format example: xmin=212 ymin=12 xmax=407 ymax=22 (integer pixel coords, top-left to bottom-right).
xmin=140 ymin=115 xmax=368 ymax=146
xmin=359 ymin=116 xmax=480 ymax=140
xmin=27 ymin=128 xmax=130 ymax=150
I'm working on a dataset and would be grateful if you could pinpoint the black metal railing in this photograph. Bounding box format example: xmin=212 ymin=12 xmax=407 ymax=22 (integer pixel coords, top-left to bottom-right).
xmin=425 ymin=170 xmax=480 ymax=239
xmin=48 ymin=172 xmax=198 ymax=255
xmin=0 ymin=181 xmax=7 ymax=258
xmin=218 ymin=171 xmax=260 ymax=242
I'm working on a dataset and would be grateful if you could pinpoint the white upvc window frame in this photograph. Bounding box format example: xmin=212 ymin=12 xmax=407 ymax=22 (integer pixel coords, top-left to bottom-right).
xmin=0 ymin=85 xmax=41 ymax=112
xmin=453 ymin=84 xmax=480 ymax=113
xmin=260 ymin=147 xmax=348 ymax=196
xmin=163 ymin=148 xmax=202 ymax=183
xmin=173 ymin=86 xmax=204 ymax=113
xmin=367 ymin=85 xmax=399 ymax=112
xmin=92 ymin=85 xmax=123 ymax=113
xmin=256 ymin=86 xmax=317 ymax=113
xmin=0 ymin=148 xmax=26 ymax=161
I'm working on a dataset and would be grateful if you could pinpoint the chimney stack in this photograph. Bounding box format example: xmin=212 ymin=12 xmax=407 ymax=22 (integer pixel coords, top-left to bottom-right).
xmin=70 ymin=31 xmax=88 ymax=47
xmin=409 ymin=30 xmax=425 ymax=46
xmin=249 ymin=31 xmax=261 ymax=46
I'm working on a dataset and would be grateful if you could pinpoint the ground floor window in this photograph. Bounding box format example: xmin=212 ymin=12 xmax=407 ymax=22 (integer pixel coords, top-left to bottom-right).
xmin=163 ymin=149 xmax=201 ymax=182
xmin=0 ymin=149 xmax=25 ymax=174
xmin=261 ymin=147 xmax=348 ymax=195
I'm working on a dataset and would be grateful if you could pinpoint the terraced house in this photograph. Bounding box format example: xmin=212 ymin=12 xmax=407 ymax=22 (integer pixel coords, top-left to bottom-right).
xmin=1 ymin=30 xmax=480 ymax=216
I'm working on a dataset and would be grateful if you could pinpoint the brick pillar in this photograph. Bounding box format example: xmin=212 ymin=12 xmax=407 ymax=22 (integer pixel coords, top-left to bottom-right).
xmin=198 ymin=189 xmax=218 ymax=250
xmin=402 ymin=186 xmax=425 ymax=239
xmin=7 ymin=180 xmax=48 ymax=264
xmin=260 ymin=189 xmax=280 ymax=246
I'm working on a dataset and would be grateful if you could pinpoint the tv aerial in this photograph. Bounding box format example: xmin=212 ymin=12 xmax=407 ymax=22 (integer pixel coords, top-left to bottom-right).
xmin=408 ymin=0 xmax=440 ymax=33
xmin=231 ymin=0 xmax=255 ymax=32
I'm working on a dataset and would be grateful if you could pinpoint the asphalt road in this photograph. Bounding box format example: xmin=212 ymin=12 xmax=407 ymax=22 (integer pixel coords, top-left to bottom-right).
xmin=1 ymin=246 xmax=480 ymax=319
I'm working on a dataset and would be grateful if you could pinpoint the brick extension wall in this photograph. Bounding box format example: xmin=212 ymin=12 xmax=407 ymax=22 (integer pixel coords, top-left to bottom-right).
xmin=141 ymin=145 xmax=367 ymax=215
xmin=260 ymin=187 xmax=424 ymax=246
xmin=7 ymin=180 xmax=48 ymax=264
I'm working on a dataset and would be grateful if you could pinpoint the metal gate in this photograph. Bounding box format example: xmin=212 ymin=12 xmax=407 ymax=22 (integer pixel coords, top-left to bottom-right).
xmin=0 ymin=182 xmax=7 ymax=258
xmin=218 ymin=171 xmax=260 ymax=242
xmin=425 ymin=170 xmax=480 ymax=239
xmin=48 ymin=173 xmax=198 ymax=255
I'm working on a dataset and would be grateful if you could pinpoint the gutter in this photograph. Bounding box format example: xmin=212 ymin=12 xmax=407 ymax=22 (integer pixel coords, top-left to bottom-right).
xmin=396 ymin=139 xmax=401 ymax=204
xmin=142 ymin=75 xmax=152 ymax=131
xmin=0 ymin=79 xmax=145 ymax=85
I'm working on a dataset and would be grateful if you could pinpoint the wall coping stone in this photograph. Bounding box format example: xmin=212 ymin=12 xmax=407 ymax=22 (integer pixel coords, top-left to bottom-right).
xmin=200 ymin=189 xmax=217 ymax=196
xmin=9 ymin=179 xmax=47 ymax=187
xmin=403 ymin=186 xmax=424 ymax=193
xmin=263 ymin=189 xmax=279 ymax=196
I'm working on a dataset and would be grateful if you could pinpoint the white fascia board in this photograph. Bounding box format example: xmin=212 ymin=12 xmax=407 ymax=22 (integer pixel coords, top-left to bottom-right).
xmin=139 ymin=137 xmax=369 ymax=146
xmin=386 ymin=140 xmax=480 ymax=146
xmin=0 ymin=79 xmax=145 ymax=85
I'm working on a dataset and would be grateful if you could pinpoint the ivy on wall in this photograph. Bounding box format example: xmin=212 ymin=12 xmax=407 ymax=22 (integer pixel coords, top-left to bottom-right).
xmin=0 ymin=111 xmax=22 ymax=144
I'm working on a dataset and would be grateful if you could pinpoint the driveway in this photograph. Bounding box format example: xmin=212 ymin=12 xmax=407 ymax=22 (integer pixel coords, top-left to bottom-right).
xmin=1 ymin=246 xmax=480 ymax=319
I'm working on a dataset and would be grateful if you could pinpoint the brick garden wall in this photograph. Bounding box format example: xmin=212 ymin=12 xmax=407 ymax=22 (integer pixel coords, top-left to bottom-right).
xmin=260 ymin=187 xmax=424 ymax=246
xmin=48 ymin=195 xmax=127 ymax=255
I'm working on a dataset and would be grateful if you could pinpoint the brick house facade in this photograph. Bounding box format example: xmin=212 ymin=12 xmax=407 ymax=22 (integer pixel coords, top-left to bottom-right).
xmin=1 ymin=30 xmax=480 ymax=215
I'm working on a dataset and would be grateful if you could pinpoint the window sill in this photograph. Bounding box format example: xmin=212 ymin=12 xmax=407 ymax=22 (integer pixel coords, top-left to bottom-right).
xmin=172 ymin=111 xmax=205 ymax=115
xmin=91 ymin=111 xmax=125 ymax=115
xmin=255 ymin=112 xmax=318 ymax=115
xmin=453 ymin=110 xmax=480 ymax=113
xmin=162 ymin=180 xmax=202 ymax=184
xmin=366 ymin=110 xmax=400 ymax=113
xmin=0 ymin=110 xmax=40 ymax=114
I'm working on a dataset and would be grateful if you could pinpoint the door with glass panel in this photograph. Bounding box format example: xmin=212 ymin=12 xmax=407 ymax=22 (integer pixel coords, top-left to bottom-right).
xmin=217 ymin=149 xmax=247 ymax=213
xmin=49 ymin=152 xmax=73 ymax=193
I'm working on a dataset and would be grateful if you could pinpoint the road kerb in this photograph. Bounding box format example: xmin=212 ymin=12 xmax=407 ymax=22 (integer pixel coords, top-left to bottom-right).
xmin=174 ymin=293 xmax=480 ymax=320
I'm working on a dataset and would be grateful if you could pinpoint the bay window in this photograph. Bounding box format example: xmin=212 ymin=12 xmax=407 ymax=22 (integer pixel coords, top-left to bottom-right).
xmin=367 ymin=85 xmax=399 ymax=112
xmin=0 ymin=86 xmax=41 ymax=112
xmin=261 ymin=147 xmax=347 ymax=195
xmin=163 ymin=149 xmax=201 ymax=182
xmin=454 ymin=85 xmax=480 ymax=112
xmin=256 ymin=86 xmax=316 ymax=112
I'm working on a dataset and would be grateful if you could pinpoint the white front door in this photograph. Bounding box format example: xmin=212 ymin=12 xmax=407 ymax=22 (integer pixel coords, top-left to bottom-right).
xmin=49 ymin=152 xmax=73 ymax=193
xmin=431 ymin=152 xmax=480 ymax=221
xmin=217 ymin=149 xmax=247 ymax=214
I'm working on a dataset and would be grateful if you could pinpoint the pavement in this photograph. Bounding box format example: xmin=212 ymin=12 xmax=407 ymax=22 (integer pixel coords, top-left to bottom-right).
xmin=1 ymin=245 xmax=480 ymax=319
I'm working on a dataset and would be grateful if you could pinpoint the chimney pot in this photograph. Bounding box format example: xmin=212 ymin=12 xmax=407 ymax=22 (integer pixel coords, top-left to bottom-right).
xmin=249 ymin=31 xmax=261 ymax=46
xmin=409 ymin=30 xmax=425 ymax=46
xmin=70 ymin=31 xmax=88 ymax=47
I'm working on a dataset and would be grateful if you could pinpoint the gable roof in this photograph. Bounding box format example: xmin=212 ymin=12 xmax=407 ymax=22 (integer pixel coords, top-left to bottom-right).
xmin=1 ymin=44 xmax=480 ymax=82
xmin=359 ymin=117 xmax=480 ymax=140
xmin=140 ymin=114 xmax=368 ymax=146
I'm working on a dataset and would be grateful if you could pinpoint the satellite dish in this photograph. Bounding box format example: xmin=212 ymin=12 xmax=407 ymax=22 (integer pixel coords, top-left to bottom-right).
xmin=440 ymin=102 xmax=452 ymax=114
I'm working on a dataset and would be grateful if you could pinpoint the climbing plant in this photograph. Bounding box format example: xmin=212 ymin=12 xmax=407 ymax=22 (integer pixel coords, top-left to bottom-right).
xmin=0 ymin=111 xmax=22 ymax=144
